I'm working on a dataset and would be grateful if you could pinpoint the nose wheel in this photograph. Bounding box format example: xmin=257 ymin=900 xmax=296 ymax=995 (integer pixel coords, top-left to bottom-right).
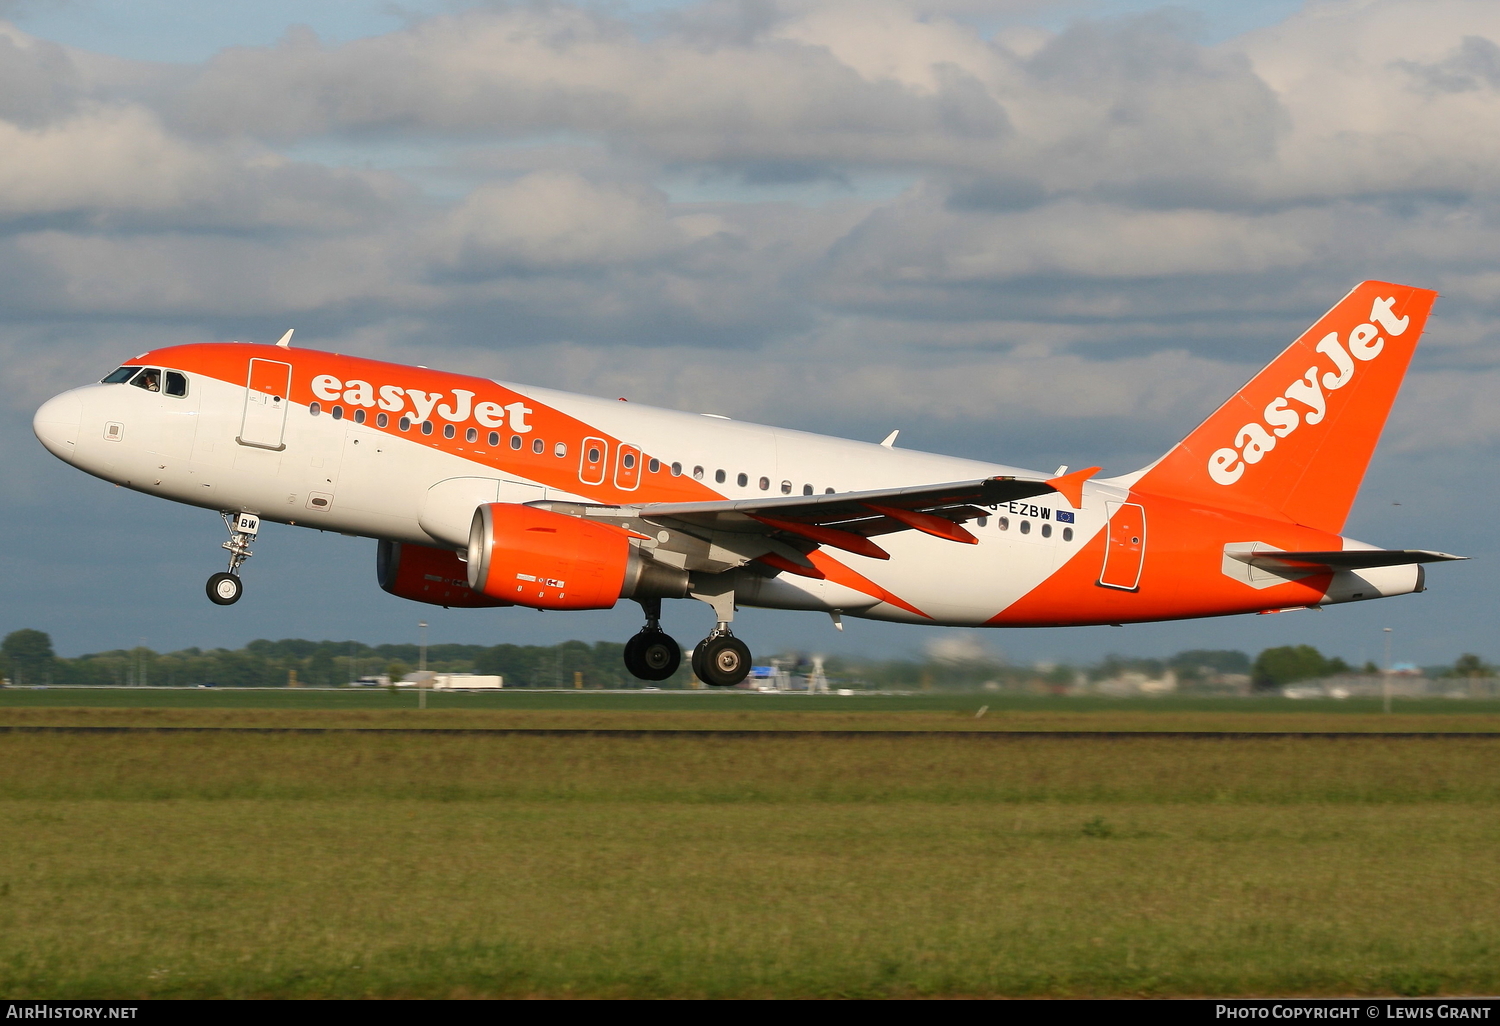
xmin=207 ymin=511 xmax=260 ymax=607
xmin=206 ymin=572 xmax=243 ymax=605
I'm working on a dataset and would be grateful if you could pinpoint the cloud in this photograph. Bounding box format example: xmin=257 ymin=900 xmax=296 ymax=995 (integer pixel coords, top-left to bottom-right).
xmin=1 ymin=0 xmax=1499 ymax=471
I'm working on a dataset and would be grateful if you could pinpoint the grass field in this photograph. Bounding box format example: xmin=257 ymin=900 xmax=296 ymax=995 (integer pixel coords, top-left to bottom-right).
xmin=2 ymin=693 xmax=1499 ymax=998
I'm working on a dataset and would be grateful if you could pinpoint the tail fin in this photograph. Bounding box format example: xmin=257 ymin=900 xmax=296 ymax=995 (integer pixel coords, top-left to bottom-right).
xmin=1131 ymin=281 xmax=1436 ymax=534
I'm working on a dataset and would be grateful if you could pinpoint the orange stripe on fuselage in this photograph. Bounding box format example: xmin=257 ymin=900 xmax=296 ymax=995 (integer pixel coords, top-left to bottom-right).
xmin=988 ymin=490 xmax=1338 ymax=627
xmin=133 ymin=343 xmax=723 ymax=506
xmin=808 ymin=549 xmax=931 ymax=619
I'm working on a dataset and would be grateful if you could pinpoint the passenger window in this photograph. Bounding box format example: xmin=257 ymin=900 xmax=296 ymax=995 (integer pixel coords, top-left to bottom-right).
xmin=510 ymin=435 xmax=522 ymax=450
xmin=443 ymin=424 xmax=455 ymax=439
xmin=759 ymin=477 xmax=770 ymax=491
xmin=671 ymin=462 xmax=682 ymax=477
xmin=164 ymin=371 xmax=188 ymax=397
xmin=532 ymin=438 xmax=544 ymax=454
xmin=487 ymin=431 xmax=499 ymax=446
xmin=102 ymin=366 xmax=137 ymax=384
xmin=737 ymin=473 xmax=748 ymax=487
xmin=466 ymin=427 xmax=477 ymax=443
xmin=555 ymin=442 xmax=568 ymax=457
xmin=1020 ymin=520 xmax=1031 ymax=535
xmin=310 ymin=402 xmax=322 ymax=416
xmin=1041 ymin=523 xmax=1052 ymax=538
xmin=803 ymin=484 xmax=813 ymax=495
xmin=693 ymin=466 xmax=704 ymax=480
xmin=421 ymin=421 xmax=433 ymax=436
xmin=715 ymin=469 xmax=726 ymax=484
xmin=130 ymin=368 xmax=162 ymax=392
xmin=1063 ymin=527 xmax=1074 ymax=542
xmin=648 ymin=458 xmax=660 ymax=474
xmin=399 ymin=416 xmax=411 ymax=431
xmin=999 ymin=517 xmax=1009 ymax=531
xmin=332 ymin=406 xmax=344 ymax=420
xmin=825 ymin=488 xmax=835 ymax=494
xmin=354 ymin=409 xmax=366 ymax=424
xmin=977 ymin=516 xmax=988 ymax=528
xmin=780 ymin=481 xmax=791 ymax=494
xmin=378 ymin=413 xmax=389 ymax=428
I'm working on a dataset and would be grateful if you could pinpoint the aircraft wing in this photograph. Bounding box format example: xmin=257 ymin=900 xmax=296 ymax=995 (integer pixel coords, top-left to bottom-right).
xmin=1228 ymin=549 xmax=1468 ymax=572
xmin=633 ymin=471 xmax=1095 ymax=563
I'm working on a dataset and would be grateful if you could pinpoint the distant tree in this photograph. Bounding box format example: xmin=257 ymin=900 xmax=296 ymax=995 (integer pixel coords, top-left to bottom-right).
xmin=1452 ymin=653 xmax=1492 ymax=678
xmin=308 ymin=648 xmax=335 ymax=686
xmin=1252 ymin=645 xmax=1344 ymax=690
xmin=1170 ymin=649 xmax=1250 ymax=681
xmin=2 ymin=629 xmax=54 ymax=685
xmin=1363 ymin=661 xmax=1379 ymax=675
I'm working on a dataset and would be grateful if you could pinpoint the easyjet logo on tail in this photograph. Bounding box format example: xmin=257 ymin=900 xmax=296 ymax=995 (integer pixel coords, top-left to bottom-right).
xmin=1207 ymin=297 xmax=1409 ymax=486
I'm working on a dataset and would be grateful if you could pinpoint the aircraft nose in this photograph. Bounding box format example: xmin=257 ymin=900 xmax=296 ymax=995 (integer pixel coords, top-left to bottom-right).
xmin=33 ymin=390 xmax=83 ymax=462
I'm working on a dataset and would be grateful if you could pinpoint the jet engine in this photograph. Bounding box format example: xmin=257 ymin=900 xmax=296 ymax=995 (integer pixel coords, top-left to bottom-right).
xmin=376 ymin=539 xmax=512 ymax=608
xmin=467 ymin=502 xmax=688 ymax=610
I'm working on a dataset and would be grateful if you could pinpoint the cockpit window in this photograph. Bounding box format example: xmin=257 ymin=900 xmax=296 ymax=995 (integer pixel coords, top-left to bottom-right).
xmin=164 ymin=371 xmax=188 ymax=397
xmin=130 ymin=368 xmax=162 ymax=392
xmin=102 ymin=366 xmax=137 ymax=384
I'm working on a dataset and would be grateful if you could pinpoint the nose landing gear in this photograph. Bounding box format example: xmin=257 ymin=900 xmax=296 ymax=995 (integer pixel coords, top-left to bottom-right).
xmin=206 ymin=512 xmax=259 ymax=606
xmin=622 ymin=598 xmax=682 ymax=682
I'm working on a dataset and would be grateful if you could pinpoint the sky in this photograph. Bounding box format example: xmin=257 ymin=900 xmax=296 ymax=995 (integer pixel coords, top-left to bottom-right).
xmin=1 ymin=0 xmax=1497 ymax=668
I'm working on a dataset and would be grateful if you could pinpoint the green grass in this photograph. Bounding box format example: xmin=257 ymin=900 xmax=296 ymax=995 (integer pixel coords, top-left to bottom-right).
xmin=2 ymin=731 xmax=1499 ymax=997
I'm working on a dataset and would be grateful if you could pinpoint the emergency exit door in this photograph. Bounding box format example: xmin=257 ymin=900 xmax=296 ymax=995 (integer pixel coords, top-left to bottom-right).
xmin=238 ymin=358 xmax=292 ymax=451
xmin=1098 ymin=501 xmax=1146 ymax=591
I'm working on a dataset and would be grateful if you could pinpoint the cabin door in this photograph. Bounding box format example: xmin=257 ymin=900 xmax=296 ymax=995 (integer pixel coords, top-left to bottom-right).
xmin=1098 ymin=501 xmax=1146 ymax=591
xmin=238 ymin=359 xmax=292 ymax=451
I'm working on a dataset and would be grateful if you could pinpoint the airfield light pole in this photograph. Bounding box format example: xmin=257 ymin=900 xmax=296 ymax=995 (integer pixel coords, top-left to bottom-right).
xmin=1383 ymin=627 xmax=1393 ymax=714
xmin=418 ymin=621 xmax=428 ymax=710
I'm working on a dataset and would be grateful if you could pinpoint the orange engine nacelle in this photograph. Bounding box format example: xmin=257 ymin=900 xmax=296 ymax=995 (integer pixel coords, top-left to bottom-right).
xmin=377 ymin=540 xmax=512 ymax=608
xmin=466 ymin=503 xmax=688 ymax=611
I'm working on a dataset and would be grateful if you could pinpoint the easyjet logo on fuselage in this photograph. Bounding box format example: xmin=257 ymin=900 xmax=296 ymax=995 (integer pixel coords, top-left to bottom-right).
xmin=309 ymin=373 xmax=535 ymax=433
xmin=1207 ymin=296 xmax=1409 ymax=486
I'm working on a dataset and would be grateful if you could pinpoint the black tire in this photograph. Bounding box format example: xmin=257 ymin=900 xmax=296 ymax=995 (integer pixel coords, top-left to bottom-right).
xmin=638 ymin=631 xmax=680 ymax=681
xmin=690 ymin=639 xmax=707 ymax=684
xmin=206 ymin=572 xmax=242 ymax=606
xmin=697 ymin=635 xmax=752 ymax=688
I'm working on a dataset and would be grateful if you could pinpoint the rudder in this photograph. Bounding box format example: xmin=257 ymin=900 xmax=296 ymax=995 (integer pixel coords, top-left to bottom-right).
xmin=1131 ymin=281 xmax=1436 ymax=533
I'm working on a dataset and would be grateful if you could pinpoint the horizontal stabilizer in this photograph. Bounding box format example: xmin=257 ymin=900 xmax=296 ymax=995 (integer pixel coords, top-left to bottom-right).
xmin=1228 ymin=548 xmax=1467 ymax=572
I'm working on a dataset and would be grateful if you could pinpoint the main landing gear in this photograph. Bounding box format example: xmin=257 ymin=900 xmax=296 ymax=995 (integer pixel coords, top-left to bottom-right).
xmin=687 ymin=579 xmax=751 ymax=688
xmin=622 ymin=597 xmax=682 ymax=682
xmin=691 ymin=632 xmax=751 ymax=689
xmin=619 ymin=593 xmax=753 ymax=687
xmin=206 ymin=512 xmax=260 ymax=606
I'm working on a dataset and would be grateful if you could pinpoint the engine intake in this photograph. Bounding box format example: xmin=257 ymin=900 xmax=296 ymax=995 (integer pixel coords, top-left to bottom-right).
xmin=376 ymin=540 xmax=512 ymax=608
xmin=467 ymin=503 xmax=688 ymax=610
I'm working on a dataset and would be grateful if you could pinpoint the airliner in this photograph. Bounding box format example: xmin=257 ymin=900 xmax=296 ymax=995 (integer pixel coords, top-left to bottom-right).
xmin=32 ymin=281 xmax=1463 ymax=686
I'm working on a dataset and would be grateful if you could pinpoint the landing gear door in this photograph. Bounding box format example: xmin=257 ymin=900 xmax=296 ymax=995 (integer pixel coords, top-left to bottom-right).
xmin=1098 ymin=501 xmax=1146 ymax=591
xmin=238 ymin=358 xmax=292 ymax=451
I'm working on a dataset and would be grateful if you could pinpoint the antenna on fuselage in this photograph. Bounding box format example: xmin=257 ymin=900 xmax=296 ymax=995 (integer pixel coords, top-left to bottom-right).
xmin=880 ymin=430 xmax=899 ymax=448
xmin=275 ymin=329 xmax=294 ymax=348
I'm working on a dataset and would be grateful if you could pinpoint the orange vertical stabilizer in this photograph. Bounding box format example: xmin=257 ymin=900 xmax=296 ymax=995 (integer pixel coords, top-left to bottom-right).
xmin=1131 ymin=281 xmax=1437 ymax=534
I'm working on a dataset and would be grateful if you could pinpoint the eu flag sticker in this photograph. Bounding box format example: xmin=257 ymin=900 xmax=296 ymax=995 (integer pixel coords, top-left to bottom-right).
xmin=1056 ymin=510 xmax=1075 ymax=523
